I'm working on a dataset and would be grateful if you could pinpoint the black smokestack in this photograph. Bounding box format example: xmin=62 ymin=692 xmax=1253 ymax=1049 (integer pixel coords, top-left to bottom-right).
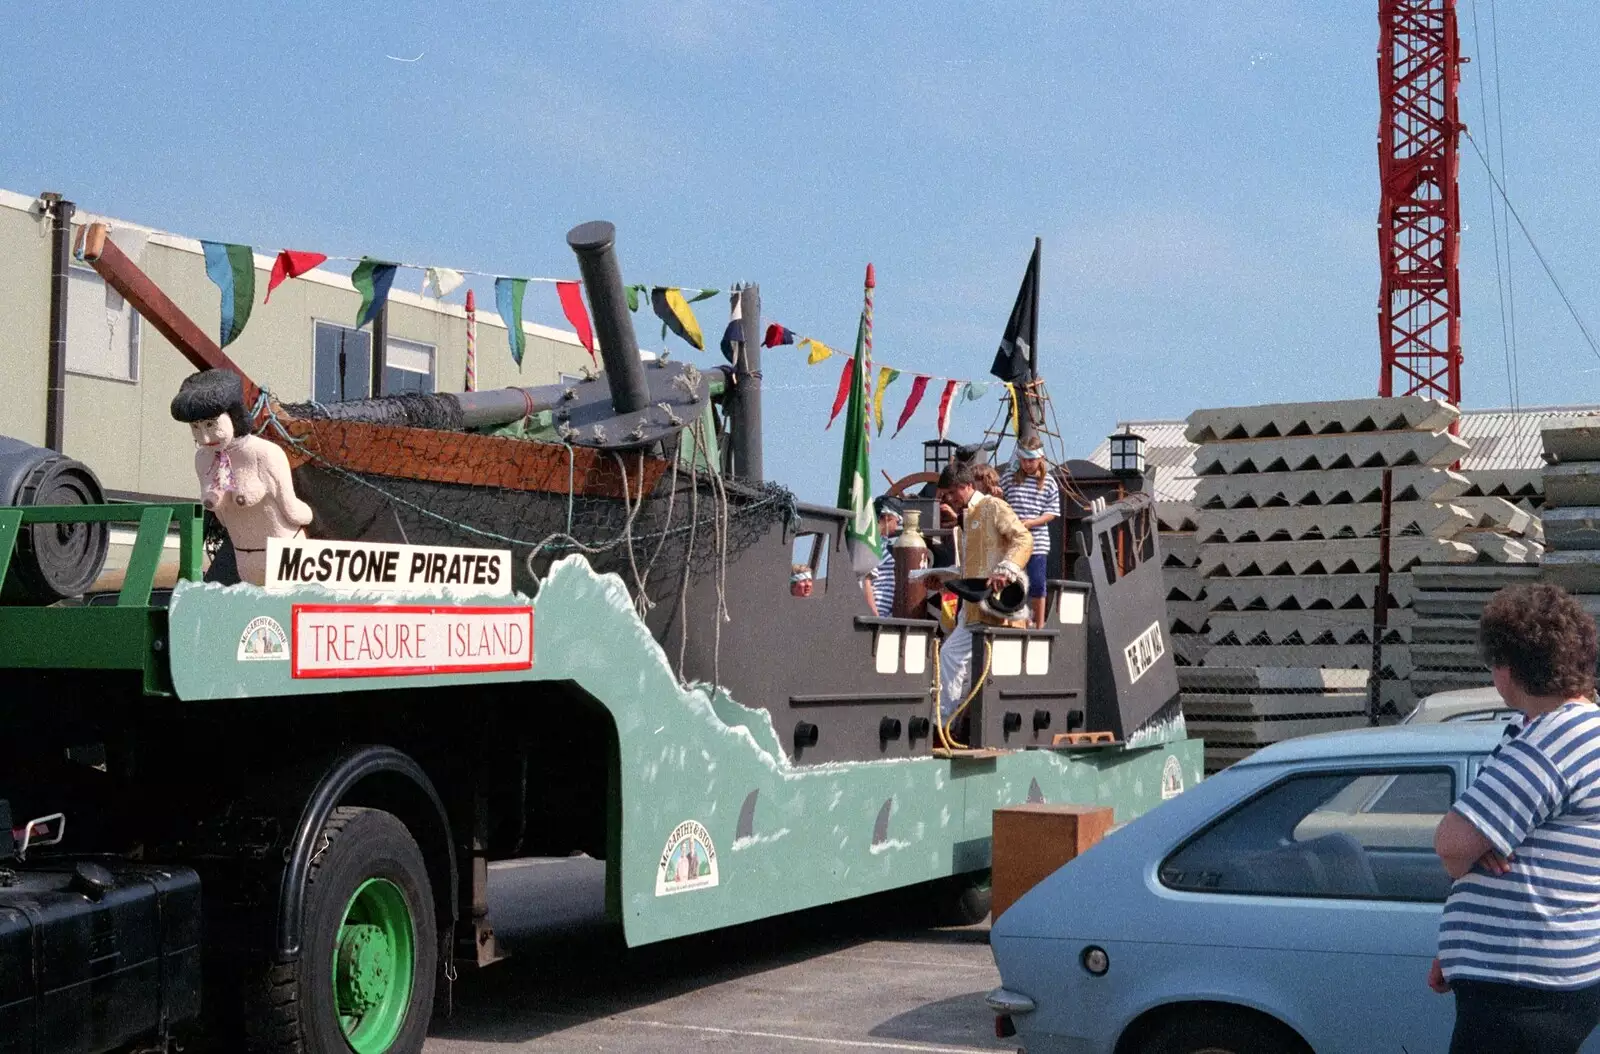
xmin=566 ymin=221 xmax=649 ymax=416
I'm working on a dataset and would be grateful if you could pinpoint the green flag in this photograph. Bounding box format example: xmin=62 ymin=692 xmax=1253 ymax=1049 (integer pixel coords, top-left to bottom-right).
xmin=836 ymin=311 xmax=882 ymax=574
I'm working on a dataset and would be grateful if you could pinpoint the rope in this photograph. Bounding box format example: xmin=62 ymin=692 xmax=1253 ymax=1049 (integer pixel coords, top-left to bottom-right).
xmin=1464 ymin=130 xmax=1600 ymax=365
xmin=1469 ymin=0 xmax=1519 ymax=414
xmin=932 ymin=637 xmax=992 ymax=751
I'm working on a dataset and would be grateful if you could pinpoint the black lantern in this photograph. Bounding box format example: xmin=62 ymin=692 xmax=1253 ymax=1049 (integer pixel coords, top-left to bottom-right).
xmin=1108 ymin=428 xmax=1146 ymax=477
xmin=923 ymin=439 xmax=959 ymax=476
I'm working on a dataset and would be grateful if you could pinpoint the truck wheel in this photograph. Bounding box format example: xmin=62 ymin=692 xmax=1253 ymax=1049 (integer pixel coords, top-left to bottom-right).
xmin=248 ymin=807 xmax=437 ymax=1054
xmin=924 ymin=873 xmax=991 ymax=927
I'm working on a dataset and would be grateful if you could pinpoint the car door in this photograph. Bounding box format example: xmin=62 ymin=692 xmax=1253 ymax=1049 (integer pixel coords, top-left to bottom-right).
xmin=1150 ymin=760 xmax=1464 ymax=1054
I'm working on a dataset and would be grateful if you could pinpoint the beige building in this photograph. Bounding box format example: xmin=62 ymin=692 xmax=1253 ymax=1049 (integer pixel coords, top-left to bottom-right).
xmin=0 ymin=187 xmax=593 ymax=500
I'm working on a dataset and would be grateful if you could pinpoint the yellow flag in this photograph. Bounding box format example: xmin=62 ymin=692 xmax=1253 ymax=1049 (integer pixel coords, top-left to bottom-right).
xmin=873 ymin=367 xmax=899 ymax=434
xmin=804 ymin=338 xmax=835 ymax=365
xmin=651 ymin=287 xmax=705 ymax=350
xmin=1006 ymin=382 xmax=1020 ymax=435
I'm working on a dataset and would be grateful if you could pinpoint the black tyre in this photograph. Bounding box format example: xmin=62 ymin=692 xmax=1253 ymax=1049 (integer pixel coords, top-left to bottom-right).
xmin=246 ymin=807 xmax=437 ymax=1054
xmin=930 ymin=873 xmax=992 ymax=927
xmin=1137 ymin=1008 xmax=1304 ymax=1054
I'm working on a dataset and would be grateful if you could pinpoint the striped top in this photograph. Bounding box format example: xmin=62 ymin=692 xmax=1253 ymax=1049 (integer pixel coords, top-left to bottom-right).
xmin=1002 ymin=473 xmax=1060 ymax=553
xmin=869 ymin=546 xmax=896 ymax=615
xmin=1439 ymin=701 xmax=1600 ymax=990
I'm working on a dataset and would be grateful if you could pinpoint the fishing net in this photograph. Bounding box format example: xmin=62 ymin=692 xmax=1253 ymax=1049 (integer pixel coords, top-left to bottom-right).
xmin=251 ymin=397 xmax=798 ymax=606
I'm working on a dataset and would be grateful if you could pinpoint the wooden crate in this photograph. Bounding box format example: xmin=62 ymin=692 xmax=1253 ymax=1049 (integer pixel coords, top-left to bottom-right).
xmin=992 ymin=804 xmax=1114 ymax=920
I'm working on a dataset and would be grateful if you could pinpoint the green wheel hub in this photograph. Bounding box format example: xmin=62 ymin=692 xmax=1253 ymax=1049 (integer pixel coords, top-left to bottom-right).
xmin=332 ymin=878 xmax=415 ymax=1053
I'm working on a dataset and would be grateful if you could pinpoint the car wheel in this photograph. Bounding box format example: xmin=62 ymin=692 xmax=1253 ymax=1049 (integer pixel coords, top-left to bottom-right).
xmin=1138 ymin=1008 xmax=1304 ymax=1054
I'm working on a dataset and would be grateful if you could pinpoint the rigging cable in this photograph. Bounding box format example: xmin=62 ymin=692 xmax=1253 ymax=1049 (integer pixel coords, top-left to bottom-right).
xmin=1488 ymin=0 xmax=1522 ymax=410
xmin=1469 ymin=0 xmax=1517 ymax=412
xmin=1463 ymin=129 xmax=1600 ymax=366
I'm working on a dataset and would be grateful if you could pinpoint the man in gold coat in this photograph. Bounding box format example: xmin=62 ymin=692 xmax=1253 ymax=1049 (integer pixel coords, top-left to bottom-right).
xmin=934 ymin=461 xmax=1032 ymax=725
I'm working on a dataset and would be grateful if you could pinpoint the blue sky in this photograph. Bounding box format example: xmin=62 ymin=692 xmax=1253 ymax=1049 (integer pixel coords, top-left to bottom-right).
xmin=4 ymin=2 xmax=1599 ymax=504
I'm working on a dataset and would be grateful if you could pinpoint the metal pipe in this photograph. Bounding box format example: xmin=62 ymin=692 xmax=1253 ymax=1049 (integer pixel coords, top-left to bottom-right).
xmin=1369 ymin=467 xmax=1394 ymax=725
xmin=43 ymin=195 xmax=75 ymax=451
xmin=565 ymin=221 xmax=649 ymax=415
xmin=370 ymin=300 xmax=388 ymax=398
xmin=726 ymin=283 xmax=764 ymax=480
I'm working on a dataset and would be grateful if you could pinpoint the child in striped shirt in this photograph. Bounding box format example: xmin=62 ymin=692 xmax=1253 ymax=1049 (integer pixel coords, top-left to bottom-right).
xmin=1001 ymin=439 xmax=1059 ymax=628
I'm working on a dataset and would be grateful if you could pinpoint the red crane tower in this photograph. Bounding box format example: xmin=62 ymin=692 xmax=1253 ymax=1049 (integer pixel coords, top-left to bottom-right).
xmin=1377 ymin=0 xmax=1464 ymax=406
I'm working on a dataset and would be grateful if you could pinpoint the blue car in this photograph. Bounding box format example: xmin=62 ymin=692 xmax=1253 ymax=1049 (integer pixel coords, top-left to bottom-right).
xmin=987 ymin=723 xmax=1595 ymax=1054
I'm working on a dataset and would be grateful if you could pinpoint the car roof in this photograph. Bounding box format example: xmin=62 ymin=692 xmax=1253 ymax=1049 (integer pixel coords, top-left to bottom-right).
xmin=1235 ymin=722 xmax=1505 ymax=767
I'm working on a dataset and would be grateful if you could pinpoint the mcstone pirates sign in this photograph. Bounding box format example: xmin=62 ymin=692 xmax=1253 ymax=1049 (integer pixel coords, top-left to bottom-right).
xmin=266 ymin=538 xmax=511 ymax=594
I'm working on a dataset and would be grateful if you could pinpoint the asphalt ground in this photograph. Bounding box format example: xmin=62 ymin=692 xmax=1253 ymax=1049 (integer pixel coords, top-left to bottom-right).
xmin=425 ymin=857 xmax=1016 ymax=1054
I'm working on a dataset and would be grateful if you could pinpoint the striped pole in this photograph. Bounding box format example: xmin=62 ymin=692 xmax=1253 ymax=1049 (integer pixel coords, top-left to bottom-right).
xmin=464 ymin=288 xmax=477 ymax=391
xmin=862 ymin=264 xmax=874 ymax=443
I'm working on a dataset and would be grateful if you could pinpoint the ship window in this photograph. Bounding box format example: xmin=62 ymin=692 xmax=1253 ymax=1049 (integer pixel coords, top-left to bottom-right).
xmin=314 ymin=321 xmax=372 ymax=402
xmin=384 ymin=337 xmax=436 ymax=396
xmin=790 ymin=532 xmax=829 ymax=597
xmin=66 ymin=264 xmax=140 ymax=382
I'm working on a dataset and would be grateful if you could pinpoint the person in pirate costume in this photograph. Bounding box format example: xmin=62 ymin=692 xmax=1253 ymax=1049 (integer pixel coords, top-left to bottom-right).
xmin=170 ymin=369 xmax=313 ymax=586
xmin=933 ymin=461 xmax=1032 ymax=735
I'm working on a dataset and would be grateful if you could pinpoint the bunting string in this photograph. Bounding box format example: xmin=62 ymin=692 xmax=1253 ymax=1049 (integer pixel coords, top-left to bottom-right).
xmin=764 ymin=317 xmax=1016 ymax=437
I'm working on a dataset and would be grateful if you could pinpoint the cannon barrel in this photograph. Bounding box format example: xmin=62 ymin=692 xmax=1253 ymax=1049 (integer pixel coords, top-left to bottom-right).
xmin=566 ymin=220 xmax=650 ymax=416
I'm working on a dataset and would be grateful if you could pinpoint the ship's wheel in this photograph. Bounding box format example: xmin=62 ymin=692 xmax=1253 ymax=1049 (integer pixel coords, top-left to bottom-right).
xmin=881 ymin=470 xmax=937 ymax=500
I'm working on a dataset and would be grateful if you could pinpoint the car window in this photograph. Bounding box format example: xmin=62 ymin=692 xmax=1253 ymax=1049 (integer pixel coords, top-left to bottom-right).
xmin=1441 ymin=709 xmax=1517 ymax=724
xmin=1160 ymin=768 xmax=1455 ymax=902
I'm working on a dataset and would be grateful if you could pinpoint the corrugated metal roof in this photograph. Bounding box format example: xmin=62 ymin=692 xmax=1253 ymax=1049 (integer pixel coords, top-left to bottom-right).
xmin=1457 ymin=406 xmax=1600 ymax=471
xmin=1085 ymin=405 xmax=1599 ymax=504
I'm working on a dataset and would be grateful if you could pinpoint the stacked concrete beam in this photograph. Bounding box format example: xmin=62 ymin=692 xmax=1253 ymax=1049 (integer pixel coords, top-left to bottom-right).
xmin=1188 ymin=396 xmax=1541 ymax=741
xmin=1410 ymin=563 xmax=1542 ymax=697
xmin=1179 ymin=667 xmax=1370 ymax=774
xmin=1541 ymin=424 xmax=1600 ymax=593
xmin=1154 ymin=500 xmax=1211 ymax=667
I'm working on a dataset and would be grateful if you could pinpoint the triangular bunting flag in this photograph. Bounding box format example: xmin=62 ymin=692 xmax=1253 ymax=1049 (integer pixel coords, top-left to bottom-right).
xmin=719 ymin=289 xmax=743 ymax=365
xmin=495 ymin=277 xmax=530 ymax=367
xmin=802 ymin=338 xmax=835 ymax=365
xmin=963 ymin=381 xmax=992 ymax=402
xmin=352 ymin=258 xmax=399 ymax=329
xmin=873 ymin=367 xmax=900 ymax=435
xmin=625 ymin=284 xmax=646 ymax=312
xmin=686 ymin=288 xmax=720 ymax=303
xmin=1005 ymin=382 xmax=1021 ymax=435
xmin=762 ymin=323 xmax=796 ymax=348
xmin=200 ymin=240 xmax=256 ymax=347
xmin=651 ymin=287 xmax=704 ymax=350
xmin=893 ymin=376 xmax=931 ymax=437
xmin=265 ymin=250 xmax=327 ymax=303
xmin=423 ymin=266 xmax=465 ymax=299
xmin=936 ymin=380 xmax=960 ymax=440
xmin=556 ymin=281 xmax=595 ymax=363
xmin=826 ymin=357 xmax=856 ymax=430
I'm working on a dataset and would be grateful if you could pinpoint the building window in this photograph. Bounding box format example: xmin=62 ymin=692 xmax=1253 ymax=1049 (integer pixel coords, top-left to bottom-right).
xmin=66 ymin=265 xmax=140 ymax=382
xmin=1159 ymin=768 xmax=1457 ymax=902
xmin=384 ymin=337 xmax=436 ymax=396
xmin=313 ymin=321 xmax=372 ymax=403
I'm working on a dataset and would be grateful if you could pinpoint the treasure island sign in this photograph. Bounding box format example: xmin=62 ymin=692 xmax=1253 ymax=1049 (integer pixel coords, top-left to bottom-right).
xmin=262 ymin=539 xmax=532 ymax=679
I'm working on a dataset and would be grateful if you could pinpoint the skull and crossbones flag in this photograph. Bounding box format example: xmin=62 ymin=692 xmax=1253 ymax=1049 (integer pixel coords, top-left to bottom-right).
xmin=989 ymin=238 xmax=1040 ymax=386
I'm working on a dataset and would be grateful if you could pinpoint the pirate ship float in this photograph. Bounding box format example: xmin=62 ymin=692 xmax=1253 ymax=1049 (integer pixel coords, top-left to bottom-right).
xmin=78 ymin=219 xmax=1182 ymax=761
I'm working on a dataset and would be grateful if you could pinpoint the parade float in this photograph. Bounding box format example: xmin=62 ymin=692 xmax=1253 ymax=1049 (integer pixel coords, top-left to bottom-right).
xmin=0 ymin=219 xmax=1198 ymax=1054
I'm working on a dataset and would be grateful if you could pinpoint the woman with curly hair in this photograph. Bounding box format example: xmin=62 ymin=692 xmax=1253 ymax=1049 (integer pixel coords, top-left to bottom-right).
xmin=1431 ymin=583 xmax=1600 ymax=1053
